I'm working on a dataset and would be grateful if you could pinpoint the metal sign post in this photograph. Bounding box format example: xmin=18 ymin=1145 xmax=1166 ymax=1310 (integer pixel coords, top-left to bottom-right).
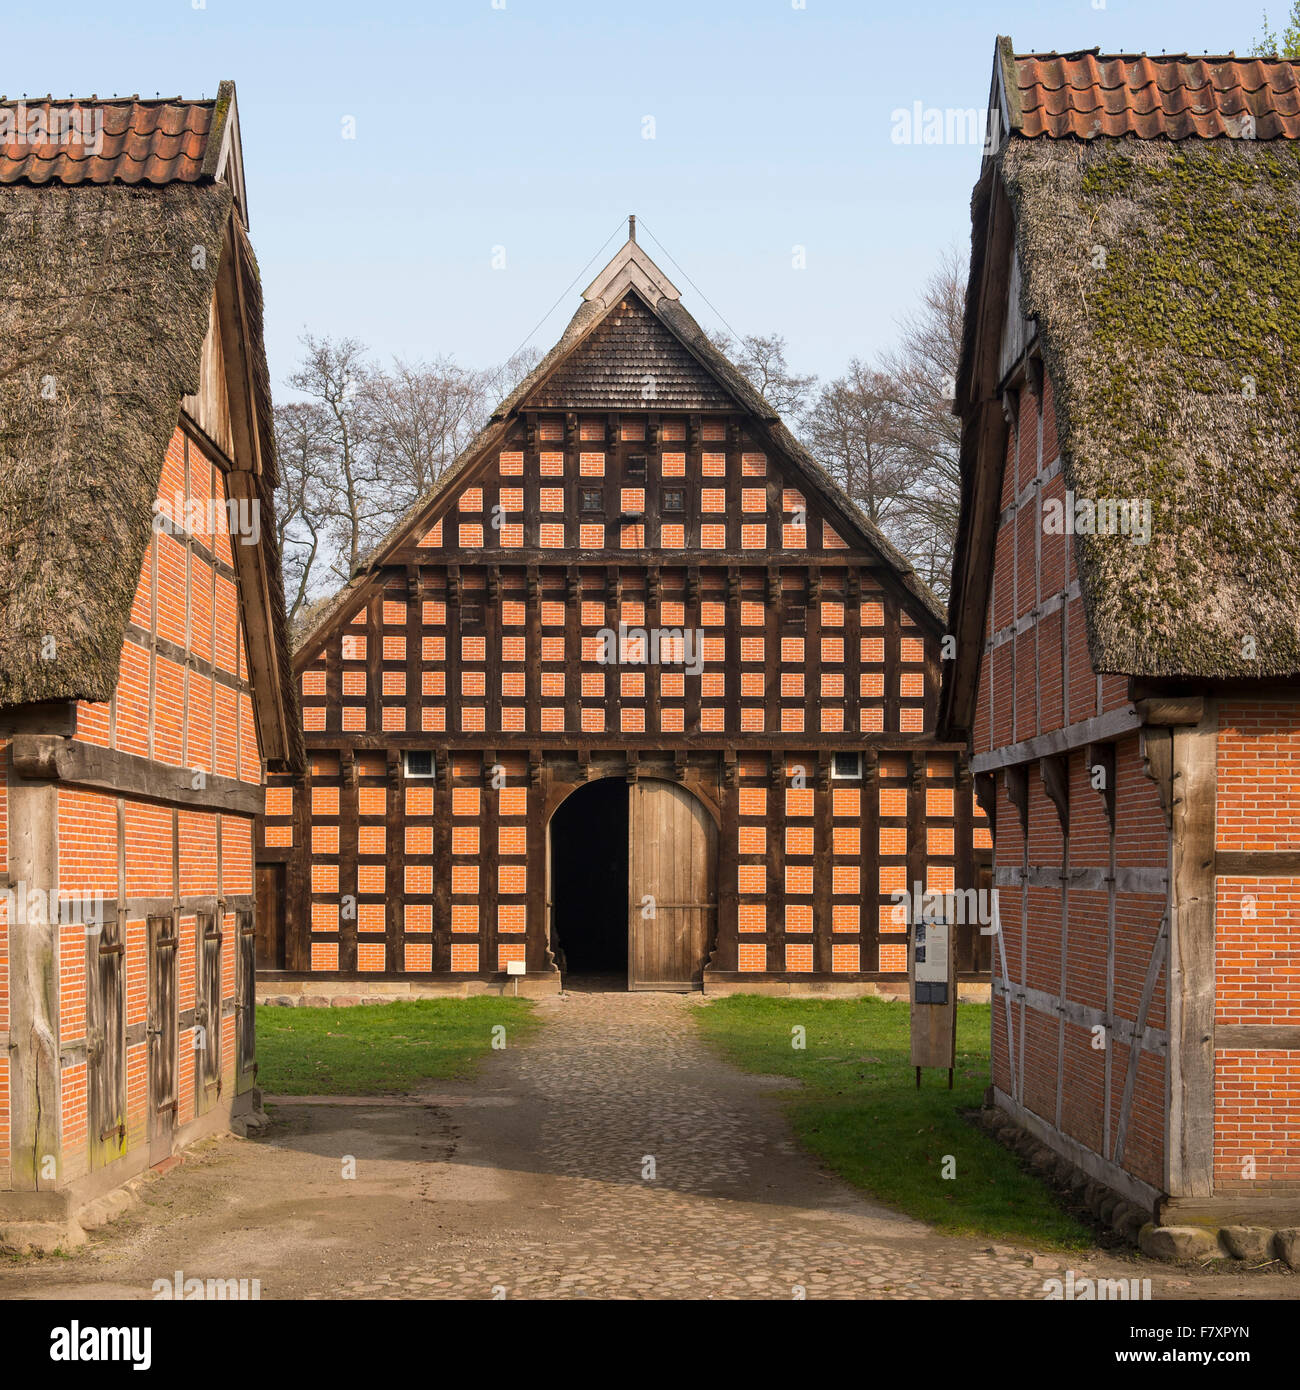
xmin=909 ymin=911 xmax=957 ymax=1089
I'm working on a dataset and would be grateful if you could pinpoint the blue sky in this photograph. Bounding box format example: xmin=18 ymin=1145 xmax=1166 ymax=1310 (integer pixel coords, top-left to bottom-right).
xmin=7 ymin=0 xmax=1274 ymax=393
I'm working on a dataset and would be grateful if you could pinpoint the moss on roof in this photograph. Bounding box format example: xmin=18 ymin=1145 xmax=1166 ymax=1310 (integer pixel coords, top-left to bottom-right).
xmin=1003 ymin=134 xmax=1300 ymax=677
xmin=0 ymin=180 xmax=230 ymax=705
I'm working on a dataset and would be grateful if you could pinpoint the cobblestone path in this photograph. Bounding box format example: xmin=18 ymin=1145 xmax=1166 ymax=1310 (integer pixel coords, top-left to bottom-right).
xmin=0 ymin=990 xmax=1289 ymax=1300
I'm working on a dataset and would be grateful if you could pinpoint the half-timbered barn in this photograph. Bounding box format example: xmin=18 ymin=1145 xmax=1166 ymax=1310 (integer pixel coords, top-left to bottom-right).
xmin=262 ymin=225 xmax=992 ymax=999
xmin=0 ymin=86 xmax=300 ymax=1247
xmin=944 ymin=41 xmax=1300 ymax=1230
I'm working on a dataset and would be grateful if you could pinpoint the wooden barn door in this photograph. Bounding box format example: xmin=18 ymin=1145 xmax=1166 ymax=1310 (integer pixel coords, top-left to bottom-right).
xmin=254 ymin=864 xmax=285 ymax=970
xmin=195 ymin=912 xmax=222 ymax=1110
xmin=147 ymin=914 xmax=179 ymax=1164
xmin=86 ymin=920 xmax=126 ymax=1168
xmin=627 ymin=781 xmax=716 ymax=991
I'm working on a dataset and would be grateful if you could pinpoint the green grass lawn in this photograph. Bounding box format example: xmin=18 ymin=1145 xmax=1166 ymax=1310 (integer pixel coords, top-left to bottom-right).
xmin=256 ymin=998 xmax=539 ymax=1095
xmin=696 ymin=995 xmax=1092 ymax=1248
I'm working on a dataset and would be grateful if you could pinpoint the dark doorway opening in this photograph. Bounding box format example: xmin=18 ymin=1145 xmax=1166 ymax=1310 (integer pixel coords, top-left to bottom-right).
xmin=549 ymin=778 xmax=628 ymax=984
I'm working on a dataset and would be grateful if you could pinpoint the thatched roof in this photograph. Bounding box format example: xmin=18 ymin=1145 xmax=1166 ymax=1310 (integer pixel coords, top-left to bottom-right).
xmin=294 ymin=237 xmax=944 ymax=660
xmin=0 ymin=84 xmax=301 ymax=769
xmin=0 ymin=179 xmax=231 ymax=705
xmin=1003 ymin=135 xmax=1300 ymax=677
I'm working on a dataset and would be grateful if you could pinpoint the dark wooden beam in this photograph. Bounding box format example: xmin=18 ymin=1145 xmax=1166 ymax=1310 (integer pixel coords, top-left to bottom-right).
xmin=1216 ymin=850 xmax=1300 ymax=876
xmin=0 ymin=700 xmax=77 ymax=737
xmin=10 ymin=735 xmax=263 ymax=815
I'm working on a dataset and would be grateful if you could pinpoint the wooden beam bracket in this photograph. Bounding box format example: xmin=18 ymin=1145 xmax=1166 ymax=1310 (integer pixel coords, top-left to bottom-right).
xmin=1005 ymin=764 xmax=1029 ymax=834
xmin=1039 ymin=754 xmax=1070 ymax=834
xmin=974 ymin=770 xmax=997 ymax=838
xmin=1084 ymin=742 xmax=1117 ymax=828
xmin=1139 ymin=727 xmax=1175 ymax=829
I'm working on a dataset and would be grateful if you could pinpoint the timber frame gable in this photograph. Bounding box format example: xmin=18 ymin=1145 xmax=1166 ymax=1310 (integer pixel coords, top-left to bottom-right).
xmin=296 ymin=240 xmax=945 ymax=674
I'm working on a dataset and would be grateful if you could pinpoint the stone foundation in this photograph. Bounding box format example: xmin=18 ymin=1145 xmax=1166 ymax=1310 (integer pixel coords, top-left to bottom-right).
xmin=0 ymin=1086 xmax=263 ymax=1255
xmin=977 ymin=1104 xmax=1300 ymax=1270
xmin=259 ymin=974 xmax=990 ymax=1005
xmin=702 ymin=976 xmax=989 ymax=1001
xmin=257 ymin=972 xmax=564 ymax=1005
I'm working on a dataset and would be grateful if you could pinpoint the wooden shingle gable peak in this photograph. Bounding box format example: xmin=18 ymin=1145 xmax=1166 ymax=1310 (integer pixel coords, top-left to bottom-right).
xmin=293 ymin=227 xmax=945 ymax=664
xmin=0 ymin=81 xmax=301 ymax=771
xmin=941 ymin=35 xmax=1300 ymax=740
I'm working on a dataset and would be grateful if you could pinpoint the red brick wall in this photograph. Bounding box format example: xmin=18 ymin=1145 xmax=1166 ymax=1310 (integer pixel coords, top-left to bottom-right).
xmin=76 ymin=427 xmax=261 ymax=787
xmin=1214 ymin=700 xmax=1300 ymax=1189
xmin=11 ymin=425 xmax=272 ymax=1189
xmin=972 ymin=347 xmax=1300 ymax=1204
xmin=977 ymin=380 xmax=1138 ymax=766
xmin=990 ymin=732 xmax=1169 ymax=1192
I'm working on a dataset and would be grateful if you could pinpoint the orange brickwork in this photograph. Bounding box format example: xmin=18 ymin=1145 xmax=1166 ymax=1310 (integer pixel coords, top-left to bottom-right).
xmin=5 ymin=426 xmax=273 ymax=1202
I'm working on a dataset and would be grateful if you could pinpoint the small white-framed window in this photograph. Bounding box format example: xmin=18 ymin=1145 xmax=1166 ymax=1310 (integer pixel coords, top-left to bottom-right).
xmin=831 ymin=751 xmax=862 ymax=780
xmin=404 ymin=750 xmax=436 ymax=779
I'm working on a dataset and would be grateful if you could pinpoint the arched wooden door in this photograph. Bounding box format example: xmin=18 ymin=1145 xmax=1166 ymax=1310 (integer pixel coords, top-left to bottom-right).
xmin=627 ymin=780 xmax=717 ymax=990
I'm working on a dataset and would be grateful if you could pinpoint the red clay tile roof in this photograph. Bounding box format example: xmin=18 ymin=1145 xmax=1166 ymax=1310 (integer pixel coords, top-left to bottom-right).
xmin=1010 ymin=49 xmax=1300 ymax=140
xmin=0 ymin=96 xmax=220 ymax=185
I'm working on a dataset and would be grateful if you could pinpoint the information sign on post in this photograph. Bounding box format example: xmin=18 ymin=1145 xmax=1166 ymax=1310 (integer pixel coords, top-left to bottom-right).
xmin=909 ymin=909 xmax=957 ymax=1088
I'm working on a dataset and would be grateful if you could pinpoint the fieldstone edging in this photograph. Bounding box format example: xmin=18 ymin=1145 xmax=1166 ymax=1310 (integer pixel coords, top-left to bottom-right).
xmin=976 ymin=1105 xmax=1299 ymax=1269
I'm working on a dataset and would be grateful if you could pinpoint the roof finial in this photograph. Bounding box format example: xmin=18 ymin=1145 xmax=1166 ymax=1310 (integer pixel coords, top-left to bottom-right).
xmin=628 ymin=213 xmax=636 ymax=243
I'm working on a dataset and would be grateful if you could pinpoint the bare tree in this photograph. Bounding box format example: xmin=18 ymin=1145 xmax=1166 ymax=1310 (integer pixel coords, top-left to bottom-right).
xmin=288 ymin=334 xmax=380 ymax=584
xmin=879 ymin=247 xmax=967 ymax=597
xmin=362 ymin=355 xmax=485 ymax=517
xmin=803 ymin=360 xmax=917 ymax=530
xmin=273 ymin=400 xmax=333 ymax=624
xmin=707 ymin=329 xmax=817 ymax=420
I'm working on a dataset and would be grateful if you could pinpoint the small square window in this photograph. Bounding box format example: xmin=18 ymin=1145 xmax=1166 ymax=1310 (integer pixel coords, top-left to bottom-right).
xmin=404 ymin=750 xmax=436 ymax=779
xmin=832 ymin=752 xmax=862 ymax=780
xmin=625 ymin=454 xmax=647 ymax=478
xmin=662 ymin=489 xmax=685 ymax=512
xmin=581 ymin=489 xmax=603 ymax=512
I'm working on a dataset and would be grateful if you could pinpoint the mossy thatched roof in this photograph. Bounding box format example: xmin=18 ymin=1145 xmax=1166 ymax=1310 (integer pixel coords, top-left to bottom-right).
xmin=1003 ymin=135 xmax=1300 ymax=678
xmin=0 ymin=180 xmax=231 ymax=706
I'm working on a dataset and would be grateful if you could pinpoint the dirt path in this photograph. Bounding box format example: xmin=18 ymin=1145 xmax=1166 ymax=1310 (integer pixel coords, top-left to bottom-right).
xmin=0 ymin=991 xmax=1291 ymax=1300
